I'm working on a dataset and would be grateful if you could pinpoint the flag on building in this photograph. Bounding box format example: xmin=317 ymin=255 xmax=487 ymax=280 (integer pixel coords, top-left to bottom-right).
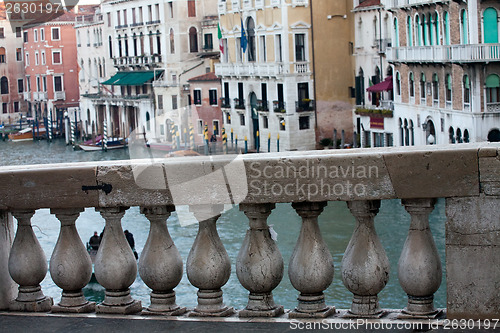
xmin=218 ymin=23 xmax=224 ymax=54
xmin=241 ymin=18 xmax=247 ymax=53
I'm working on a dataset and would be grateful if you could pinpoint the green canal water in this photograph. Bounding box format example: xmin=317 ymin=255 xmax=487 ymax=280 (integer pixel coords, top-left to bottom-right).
xmin=0 ymin=139 xmax=446 ymax=310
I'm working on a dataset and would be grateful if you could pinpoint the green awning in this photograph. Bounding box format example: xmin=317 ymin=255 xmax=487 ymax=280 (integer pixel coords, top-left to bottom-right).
xmin=486 ymin=74 xmax=500 ymax=88
xmin=102 ymin=71 xmax=163 ymax=86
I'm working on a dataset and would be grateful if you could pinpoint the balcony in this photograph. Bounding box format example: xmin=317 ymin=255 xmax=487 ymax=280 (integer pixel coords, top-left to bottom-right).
xmin=256 ymin=99 xmax=268 ymax=112
xmin=234 ymin=98 xmax=245 ymax=110
xmin=130 ymin=22 xmax=144 ymax=27
xmin=145 ymin=20 xmax=161 ymax=26
xmin=388 ymin=0 xmax=449 ymax=9
xmin=295 ymin=99 xmax=315 ymax=112
xmin=54 ymin=91 xmax=66 ymax=100
xmin=273 ymin=100 xmax=286 ymax=113
xmin=292 ymin=0 xmax=308 ymax=6
xmin=387 ymin=44 xmax=500 ymax=64
xmin=115 ymin=24 xmax=129 ymax=29
xmin=33 ymin=92 xmax=48 ymax=101
xmin=23 ymin=92 xmax=30 ymax=100
xmin=113 ymin=55 xmax=163 ymax=69
xmin=0 ymin=145 xmax=499 ymax=324
xmin=215 ymin=62 xmax=288 ymax=78
xmin=293 ymin=61 xmax=310 ymax=74
xmin=220 ymin=97 xmax=231 ymax=109
xmin=486 ymin=102 xmax=500 ymax=113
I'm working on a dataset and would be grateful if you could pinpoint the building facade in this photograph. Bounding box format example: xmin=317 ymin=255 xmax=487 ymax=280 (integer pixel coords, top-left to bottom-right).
xmin=385 ymin=0 xmax=500 ymax=145
xmin=0 ymin=6 xmax=28 ymax=124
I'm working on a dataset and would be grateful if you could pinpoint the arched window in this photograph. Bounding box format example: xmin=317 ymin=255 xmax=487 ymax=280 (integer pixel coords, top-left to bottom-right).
xmin=409 ymin=72 xmax=415 ymax=98
xmin=446 ymin=73 xmax=452 ymax=105
xmin=486 ymin=74 xmax=500 ymax=104
xmin=146 ymin=112 xmax=151 ymax=131
xmin=449 ymin=127 xmax=455 ymax=143
xmin=463 ymin=129 xmax=470 ymax=143
xmin=433 ymin=12 xmax=440 ymax=46
xmin=443 ymin=12 xmax=450 ymax=45
xmin=432 ymin=73 xmax=439 ymax=104
xmin=0 ymin=47 xmax=5 ymax=63
xmin=393 ymin=17 xmax=399 ymax=47
xmin=463 ymin=75 xmax=470 ymax=107
xmin=422 ymin=15 xmax=427 ymax=46
xmin=189 ymin=27 xmax=198 ymax=53
xmin=102 ymin=57 xmax=106 ymax=76
xmin=170 ymin=28 xmax=175 ymax=54
xmin=156 ymin=31 xmax=161 ymax=55
xmin=407 ymin=16 xmax=413 ymax=46
xmin=416 ymin=15 xmax=422 ymax=46
xmin=460 ymin=9 xmax=468 ymax=44
xmin=399 ymin=118 xmax=404 ymax=146
xmin=0 ymin=76 xmax=8 ymax=94
xmin=488 ymin=129 xmax=500 ymax=142
xmin=427 ymin=13 xmax=433 ymax=45
xmin=108 ymin=36 xmax=113 ymax=58
xmin=247 ymin=17 xmax=256 ymax=62
xmin=484 ymin=8 xmax=499 ymax=43
xmin=133 ymin=33 xmax=138 ymax=56
xmin=124 ymin=34 xmax=129 ymax=56
xmin=77 ymin=31 xmax=81 ymax=46
xmin=456 ymin=128 xmax=462 ymax=143
xmin=404 ymin=119 xmax=409 ymax=146
xmin=118 ymin=35 xmax=122 ymax=57
xmin=80 ymin=59 xmax=85 ymax=81
xmin=420 ymin=72 xmax=426 ymax=100
xmin=396 ymin=72 xmax=401 ymax=96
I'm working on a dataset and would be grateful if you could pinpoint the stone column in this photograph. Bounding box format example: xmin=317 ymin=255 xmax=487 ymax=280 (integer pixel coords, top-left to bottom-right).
xmin=236 ymin=203 xmax=284 ymax=317
xmin=398 ymin=199 xmax=442 ymax=318
xmin=49 ymin=208 xmax=95 ymax=313
xmin=139 ymin=206 xmax=186 ymax=315
xmin=0 ymin=211 xmax=15 ymax=310
xmin=95 ymin=207 xmax=141 ymax=314
xmin=8 ymin=210 xmax=53 ymax=312
xmin=288 ymin=202 xmax=335 ymax=318
xmin=186 ymin=205 xmax=234 ymax=317
xmin=342 ymin=200 xmax=389 ymax=318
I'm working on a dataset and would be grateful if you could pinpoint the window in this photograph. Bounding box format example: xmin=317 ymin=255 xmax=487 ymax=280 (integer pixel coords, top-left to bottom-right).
xmin=0 ymin=48 xmax=5 ymax=63
xmin=188 ymin=0 xmax=196 ymax=17
xmin=168 ymin=2 xmax=173 ymax=18
xmin=2 ymin=103 xmax=7 ymax=113
xmin=460 ymin=10 xmax=468 ymax=44
xmin=263 ymin=115 xmax=268 ymax=129
xmin=299 ymin=116 xmax=310 ymax=130
xmin=486 ymin=74 xmax=500 ymax=103
xmin=204 ymin=33 xmax=213 ymax=50
xmin=463 ymin=75 xmax=470 ymax=106
xmin=40 ymin=28 xmax=45 ymax=41
xmin=432 ymin=73 xmax=439 ymax=103
xmin=109 ymin=36 xmax=113 ymax=58
xmin=17 ymin=79 xmax=23 ymax=93
xmin=409 ymin=72 xmax=414 ymax=98
xmin=123 ymin=9 xmax=127 ymax=25
xmin=0 ymin=77 xmax=8 ymax=94
xmin=42 ymin=76 xmax=47 ymax=91
xmin=107 ymin=13 xmax=111 ymax=27
xmin=15 ymin=48 xmax=20 ymax=62
xmin=209 ymin=89 xmax=217 ymax=105
xmin=484 ymin=8 xmax=499 ymax=43
xmin=52 ymin=50 xmax=61 ymax=64
xmin=279 ymin=117 xmax=285 ymax=131
xmin=157 ymin=95 xmax=163 ymax=109
xmin=0 ymin=27 xmax=3 ymax=38
xmin=295 ymin=33 xmax=305 ymax=61
xmin=139 ymin=7 xmax=143 ymax=23
xmin=213 ymin=120 xmax=219 ymax=135
xmin=445 ymin=74 xmax=452 ymax=104
xmin=13 ymin=102 xmax=19 ymax=113
xmin=194 ymin=89 xmax=201 ymax=104
xmin=396 ymin=72 xmax=401 ymax=95
xmin=170 ymin=29 xmax=175 ymax=53
xmin=146 ymin=112 xmax=151 ymax=131
xmin=155 ymin=4 xmax=159 ymax=20
xmin=172 ymin=95 xmax=178 ymax=110
xmin=420 ymin=72 xmax=426 ymax=100
xmin=54 ymin=76 xmax=62 ymax=92
xmin=23 ymin=31 xmax=28 ymax=43
xmin=35 ymin=29 xmax=39 ymax=42
xmin=36 ymin=76 xmax=40 ymax=91
xmin=275 ymin=34 xmax=282 ymax=62
xmin=25 ymin=52 xmax=29 ymax=65
xmin=260 ymin=35 xmax=266 ymax=61
xmin=51 ymin=27 xmax=60 ymax=40
xmin=393 ymin=17 xmax=399 ymax=47
xmin=226 ymin=112 xmax=231 ymax=124
xmin=407 ymin=16 xmax=412 ymax=46
xmin=443 ymin=12 xmax=450 ymax=45
xmin=189 ymin=27 xmax=198 ymax=52
xmin=26 ymin=76 xmax=30 ymax=91
xmin=35 ymin=51 xmax=39 ymax=65
xmin=16 ymin=27 xmax=22 ymax=38
xmin=240 ymin=114 xmax=245 ymax=126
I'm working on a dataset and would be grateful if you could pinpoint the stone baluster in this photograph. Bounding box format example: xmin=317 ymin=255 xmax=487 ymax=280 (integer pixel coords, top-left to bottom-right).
xmin=94 ymin=207 xmax=141 ymax=314
xmin=342 ymin=200 xmax=389 ymax=318
xmin=8 ymin=210 xmax=53 ymax=312
xmin=139 ymin=206 xmax=186 ymax=315
xmin=398 ymin=198 xmax=442 ymax=318
xmin=186 ymin=205 xmax=234 ymax=317
xmin=236 ymin=203 xmax=284 ymax=317
xmin=288 ymin=202 xmax=335 ymax=318
xmin=50 ymin=208 xmax=95 ymax=313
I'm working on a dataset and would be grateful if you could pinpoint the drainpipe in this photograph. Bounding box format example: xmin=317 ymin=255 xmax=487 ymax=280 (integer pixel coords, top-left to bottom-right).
xmin=379 ymin=7 xmax=383 ymax=82
xmin=309 ymin=0 xmax=318 ymax=132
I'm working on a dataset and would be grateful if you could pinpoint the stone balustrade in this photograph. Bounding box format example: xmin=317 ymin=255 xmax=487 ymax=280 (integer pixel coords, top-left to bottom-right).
xmin=0 ymin=144 xmax=499 ymax=321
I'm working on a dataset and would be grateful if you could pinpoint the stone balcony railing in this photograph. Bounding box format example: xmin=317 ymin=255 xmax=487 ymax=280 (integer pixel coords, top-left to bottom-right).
xmin=0 ymin=144 xmax=499 ymax=322
xmin=215 ymin=62 xmax=288 ymax=78
xmin=387 ymin=44 xmax=500 ymax=63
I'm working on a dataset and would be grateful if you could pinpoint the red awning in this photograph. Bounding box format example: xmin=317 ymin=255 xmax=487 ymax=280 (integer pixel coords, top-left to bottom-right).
xmin=367 ymin=76 xmax=393 ymax=92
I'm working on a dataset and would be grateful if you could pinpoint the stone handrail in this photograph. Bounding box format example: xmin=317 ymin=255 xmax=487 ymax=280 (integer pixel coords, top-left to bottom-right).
xmin=0 ymin=143 xmax=499 ymax=320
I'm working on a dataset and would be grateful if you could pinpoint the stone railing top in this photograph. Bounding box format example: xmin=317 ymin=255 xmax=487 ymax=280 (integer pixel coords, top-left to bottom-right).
xmin=0 ymin=143 xmax=498 ymax=210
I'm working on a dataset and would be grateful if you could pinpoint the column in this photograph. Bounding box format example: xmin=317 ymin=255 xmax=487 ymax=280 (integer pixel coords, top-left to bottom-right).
xmin=139 ymin=206 xmax=186 ymax=315
xmin=50 ymin=208 xmax=95 ymax=313
xmin=105 ymin=103 xmax=111 ymax=138
xmin=398 ymin=199 xmax=442 ymax=318
xmin=8 ymin=210 xmax=53 ymax=312
xmin=186 ymin=205 xmax=234 ymax=317
xmin=0 ymin=211 xmax=15 ymax=309
xmin=342 ymin=200 xmax=389 ymax=318
xmin=236 ymin=203 xmax=284 ymax=317
xmin=94 ymin=207 xmax=141 ymax=314
xmin=288 ymin=202 xmax=335 ymax=318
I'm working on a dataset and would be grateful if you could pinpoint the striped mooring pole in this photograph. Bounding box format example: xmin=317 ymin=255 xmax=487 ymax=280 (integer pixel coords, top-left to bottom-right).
xmin=47 ymin=109 xmax=52 ymax=142
xmin=256 ymin=131 xmax=259 ymax=153
xmin=204 ymin=130 xmax=209 ymax=155
xmin=70 ymin=120 xmax=76 ymax=149
xmin=171 ymin=122 xmax=176 ymax=146
xmin=235 ymin=135 xmax=238 ymax=153
xmin=176 ymin=130 xmax=181 ymax=149
xmin=277 ymin=133 xmax=280 ymax=152
xmin=231 ymin=128 xmax=234 ymax=149
xmin=268 ymin=133 xmax=271 ymax=152
xmin=103 ymin=121 xmax=108 ymax=151
xmin=244 ymin=136 xmax=248 ymax=154
xmin=222 ymin=128 xmax=227 ymax=154
xmin=183 ymin=128 xmax=187 ymax=148
xmin=189 ymin=125 xmax=194 ymax=149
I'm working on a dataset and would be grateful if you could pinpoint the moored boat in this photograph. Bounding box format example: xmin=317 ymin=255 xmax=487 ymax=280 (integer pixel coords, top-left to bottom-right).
xmin=79 ymin=138 xmax=127 ymax=151
xmin=8 ymin=127 xmax=47 ymax=141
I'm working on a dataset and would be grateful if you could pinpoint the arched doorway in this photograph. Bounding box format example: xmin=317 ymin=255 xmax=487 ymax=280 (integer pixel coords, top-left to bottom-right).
xmin=488 ymin=128 xmax=500 ymax=142
xmin=425 ymin=119 xmax=436 ymax=145
xmin=249 ymin=92 xmax=259 ymax=149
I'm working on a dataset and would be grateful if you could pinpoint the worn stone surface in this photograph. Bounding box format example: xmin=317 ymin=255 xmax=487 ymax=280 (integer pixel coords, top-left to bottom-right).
xmin=0 ymin=163 xmax=98 ymax=210
xmin=446 ymin=196 xmax=500 ymax=319
xmin=479 ymin=151 xmax=500 ymax=196
xmin=0 ymin=211 xmax=15 ymax=310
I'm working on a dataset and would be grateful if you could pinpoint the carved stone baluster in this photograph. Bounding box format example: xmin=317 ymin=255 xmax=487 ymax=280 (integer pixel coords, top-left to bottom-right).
xmin=95 ymin=207 xmax=141 ymax=314
xmin=139 ymin=206 xmax=186 ymax=315
xmin=237 ymin=203 xmax=284 ymax=317
xmin=186 ymin=205 xmax=234 ymax=317
xmin=398 ymin=198 xmax=442 ymax=318
xmin=50 ymin=208 xmax=95 ymax=313
xmin=8 ymin=210 xmax=53 ymax=312
xmin=342 ymin=200 xmax=389 ymax=318
xmin=288 ymin=202 xmax=335 ymax=318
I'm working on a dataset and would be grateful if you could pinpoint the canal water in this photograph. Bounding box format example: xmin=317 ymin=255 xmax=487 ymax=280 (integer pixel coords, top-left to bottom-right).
xmin=0 ymin=139 xmax=446 ymax=310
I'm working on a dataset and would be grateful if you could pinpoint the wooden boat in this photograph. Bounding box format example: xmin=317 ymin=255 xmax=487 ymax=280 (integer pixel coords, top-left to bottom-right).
xmin=8 ymin=127 xmax=46 ymax=141
xmin=79 ymin=139 xmax=127 ymax=151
